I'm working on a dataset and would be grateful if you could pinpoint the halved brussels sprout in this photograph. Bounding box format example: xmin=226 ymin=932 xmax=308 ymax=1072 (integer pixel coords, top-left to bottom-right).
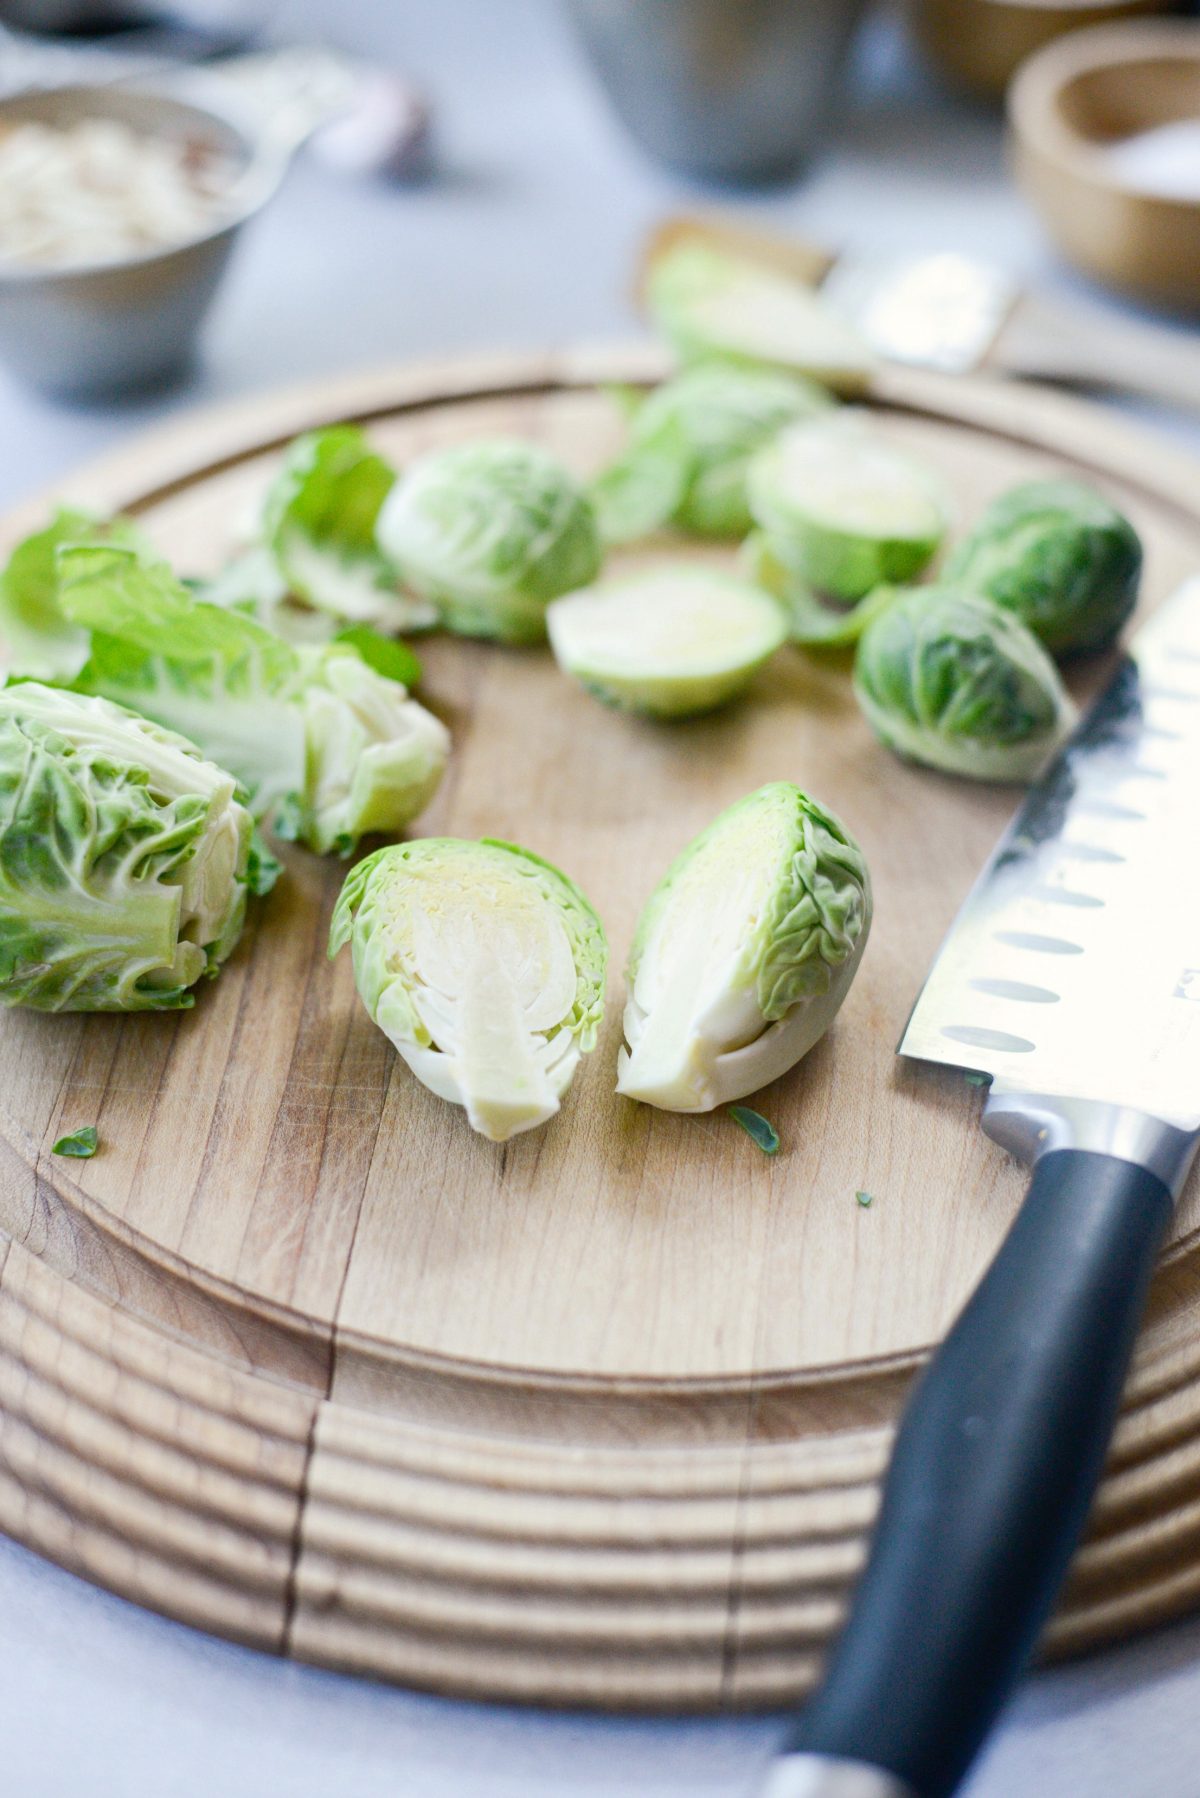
xmin=944 ymin=478 xmax=1142 ymax=657
xmin=743 ymin=533 xmax=898 ymax=649
xmin=262 ymin=426 xmax=438 ymax=634
xmin=646 ymin=241 xmax=876 ymax=394
xmin=617 ymin=783 xmax=871 ymax=1112
xmin=330 ymin=838 xmax=607 ymax=1142
xmin=57 ymin=544 xmax=449 ymax=856
xmin=376 ymin=438 xmax=603 ymax=644
xmin=0 ymin=683 xmax=256 ymax=1011
xmin=747 ymin=414 xmax=950 ymax=602
xmin=854 ymin=585 xmax=1078 ymax=782
xmin=547 ymin=567 xmax=787 ymax=719
xmin=592 ymin=361 xmax=834 ymax=545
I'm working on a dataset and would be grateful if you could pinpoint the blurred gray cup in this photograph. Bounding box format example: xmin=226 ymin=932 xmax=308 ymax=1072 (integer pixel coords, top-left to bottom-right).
xmin=564 ymin=0 xmax=868 ymax=183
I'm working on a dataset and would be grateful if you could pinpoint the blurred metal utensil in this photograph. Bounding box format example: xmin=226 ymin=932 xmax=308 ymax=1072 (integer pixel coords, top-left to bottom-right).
xmin=563 ymin=0 xmax=868 ymax=183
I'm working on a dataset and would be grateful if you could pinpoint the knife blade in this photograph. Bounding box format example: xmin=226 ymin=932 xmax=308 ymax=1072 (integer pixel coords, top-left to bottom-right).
xmin=757 ymin=581 xmax=1200 ymax=1798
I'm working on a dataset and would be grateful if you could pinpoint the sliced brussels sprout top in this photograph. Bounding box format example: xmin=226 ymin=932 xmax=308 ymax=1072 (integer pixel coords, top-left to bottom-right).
xmin=747 ymin=414 xmax=950 ymax=602
xmin=944 ymin=478 xmax=1142 ymax=657
xmin=376 ymin=438 xmax=603 ymax=644
xmin=593 ymin=361 xmax=834 ymax=545
xmin=646 ymin=242 xmax=876 ymax=394
xmin=330 ymin=838 xmax=607 ymax=1142
xmin=262 ymin=426 xmax=438 ymax=634
xmin=618 ymin=782 xmax=871 ymax=1113
xmin=854 ymin=585 xmax=1078 ymax=783
xmin=57 ymin=543 xmax=448 ymax=857
xmin=547 ymin=568 xmax=787 ymax=719
xmin=0 ymin=683 xmax=255 ymax=1011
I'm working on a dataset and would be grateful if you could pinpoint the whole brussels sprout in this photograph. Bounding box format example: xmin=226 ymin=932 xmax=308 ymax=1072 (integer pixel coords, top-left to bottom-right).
xmin=592 ymin=361 xmax=834 ymax=544
xmin=747 ymin=414 xmax=950 ymax=603
xmin=376 ymin=438 xmax=603 ymax=644
xmin=617 ymin=782 xmax=871 ymax=1113
xmin=944 ymin=478 xmax=1142 ymax=656
xmin=854 ymin=586 xmax=1077 ymax=783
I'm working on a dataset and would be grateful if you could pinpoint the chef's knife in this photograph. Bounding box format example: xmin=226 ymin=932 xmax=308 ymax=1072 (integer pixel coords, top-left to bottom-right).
xmin=757 ymin=579 xmax=1200 ymax=1798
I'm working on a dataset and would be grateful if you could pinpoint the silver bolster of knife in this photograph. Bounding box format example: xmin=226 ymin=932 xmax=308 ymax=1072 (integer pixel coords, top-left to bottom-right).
xmin=983 ymin=1090 xmax=1200 ymax=1202
xmin=757 ymin=1753 xmax=917 ymax=1798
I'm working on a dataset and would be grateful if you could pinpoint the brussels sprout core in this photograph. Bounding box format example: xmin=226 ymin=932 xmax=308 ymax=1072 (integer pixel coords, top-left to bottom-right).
xmin=748 ymin=415 xmax=950 ymax=602
xmin=618 ymin=783 xmax=871 ymax=1112
xmin=0 ymin=684 xmax=254 ymax=1011
xmin=646 ymin=243 xmax=875 ymax=394
xmin=854 ymin=585 xmax=1078 ymax=782
xmin=330 ymin=839 xmax=607 ymax=1142
xmin=376 ymin=439 xmax=603 ymax=644
xmin=547 ymin=568 xmax=787 ymax=718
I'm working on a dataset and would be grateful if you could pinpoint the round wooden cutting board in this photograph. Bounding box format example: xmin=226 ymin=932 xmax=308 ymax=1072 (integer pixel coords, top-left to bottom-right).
xmin=4 ymin=346 xmax=1200 ymax=1711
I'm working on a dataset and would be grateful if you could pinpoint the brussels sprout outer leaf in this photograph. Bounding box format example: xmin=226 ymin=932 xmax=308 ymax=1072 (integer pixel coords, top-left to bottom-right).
xmin=0 ymin=509 xmax=144 ymax=683
xmin=262 ymin=426 xmax=437 ymax=632
xmin=853 ymin=585 xmax=1078 ymax=783
xmin=589 ymin=420 xmax=692 ymax=547
xmin=59 ymin=546 xmax=448 ymax=856
xmin=618 ymin=782 xmax=871 ymax=1112
xmin=744 ymin=535 xmax=899 ymax=648
xmin=333 ymin=625 xmax=423 ymax=689
xmin=53 ymin=1126 xmax=98 ymax=1158
xmin=330 ymin=838 xmax=606 ymax=1141
xmin=944 ymin=478 xmax=1142 ymax=657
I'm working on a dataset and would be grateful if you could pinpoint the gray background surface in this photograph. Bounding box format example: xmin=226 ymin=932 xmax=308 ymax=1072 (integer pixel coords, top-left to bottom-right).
xmin=2 ymin=4 xmax=1200 ymax=1793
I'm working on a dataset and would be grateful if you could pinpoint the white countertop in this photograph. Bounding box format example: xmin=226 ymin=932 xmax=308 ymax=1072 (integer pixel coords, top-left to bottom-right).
xmin=2 ymin=4 xmax=1200 ymax=1793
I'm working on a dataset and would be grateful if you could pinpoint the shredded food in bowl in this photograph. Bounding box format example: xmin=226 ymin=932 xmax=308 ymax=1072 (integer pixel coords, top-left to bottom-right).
xmin=0 ymin=117 xmax=239 ymax=270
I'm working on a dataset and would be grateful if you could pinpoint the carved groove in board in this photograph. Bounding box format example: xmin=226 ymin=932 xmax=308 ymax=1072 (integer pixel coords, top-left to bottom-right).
xmin=0 ymin=354 xmax=1200 ymax=1706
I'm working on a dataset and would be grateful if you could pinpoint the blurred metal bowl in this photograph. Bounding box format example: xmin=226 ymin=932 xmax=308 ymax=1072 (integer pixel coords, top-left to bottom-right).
xmin=564 ymin=0 xmax=869 ymax=184
xmin=0 ymin=82 xmax=269 ymax=399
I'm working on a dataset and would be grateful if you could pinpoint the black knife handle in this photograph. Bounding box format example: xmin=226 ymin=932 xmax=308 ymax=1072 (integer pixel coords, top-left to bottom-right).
xmin=784 ymin=1149 xmax=1173 ymax=1798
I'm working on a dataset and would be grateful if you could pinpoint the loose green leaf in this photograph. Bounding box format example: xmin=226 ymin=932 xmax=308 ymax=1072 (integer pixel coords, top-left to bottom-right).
xmin=856 ymin=1189 xmax=874 ymax=1208
xmin=333 ymin=624 xmax=422 ymax=689
xmin=0 ymin=509 xmax=144 ymax=683
xmin=744 ymin=535 xmax=898 ymax=649
xmin=57 ymin=545 xmax=448 ymax=857
xmin=263 ymin=426 xmax=437 ymax=633
xmin=53 ymin=1126 xmax=98 ymax=1159
xmin=728 ymin=1106 xmax=780 ymax=1155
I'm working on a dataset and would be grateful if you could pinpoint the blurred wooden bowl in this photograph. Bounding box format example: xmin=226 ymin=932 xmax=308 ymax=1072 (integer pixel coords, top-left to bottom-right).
xmin=910 ymin=0 xmax=1172 ymax=100
xmin=1010 ymin=22 xmax=1200 ymax=307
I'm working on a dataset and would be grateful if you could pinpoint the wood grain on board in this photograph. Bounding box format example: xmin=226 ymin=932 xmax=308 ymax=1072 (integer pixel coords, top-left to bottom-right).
xmin=1 ymin=348 xmax=1200 ymax=1706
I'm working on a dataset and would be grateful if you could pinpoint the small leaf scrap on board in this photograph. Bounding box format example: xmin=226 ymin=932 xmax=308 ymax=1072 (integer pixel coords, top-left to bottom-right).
xmin=52 ymin=1125 xmax=98 ymax=1159
xmin=729 ymin=1106 xmax=780 ymax=1155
